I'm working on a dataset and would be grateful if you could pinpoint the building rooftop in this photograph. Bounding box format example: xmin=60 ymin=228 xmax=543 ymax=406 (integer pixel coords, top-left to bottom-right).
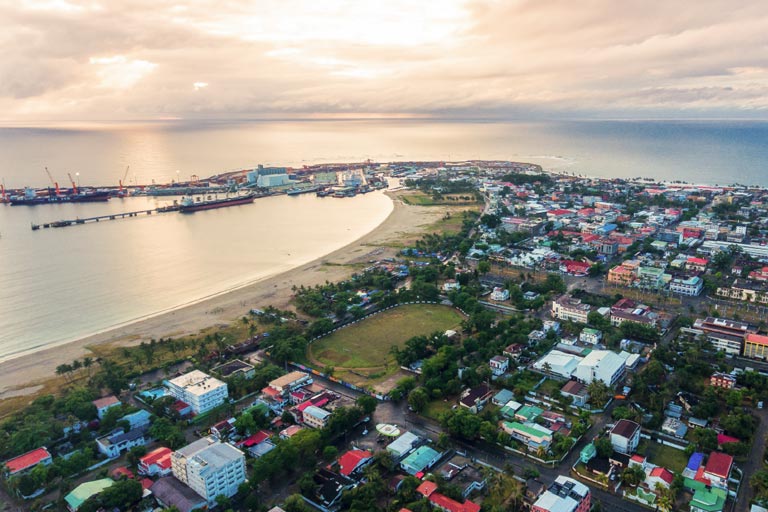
xmin=211 ymin=359 xmax=255 ymax=378
xmin=65 ymin=479 xmax=114 ymax=511
xmin=269 ymin=371 xmax=310 ymax=391
xmin=151 ymin=477 xmax=206 ymax=512
xmin=337 ymin=449 xmax=372 ymax=476
xmin=746 ymin=333 xmax=768 ymax=346
xmin=167 ymin=370 xmax=226 ymax=397
xmin=3 ymin=447 xmax=51 ymax=474
xmin=140 ymin=447 xmax=173 ymax=471
xmin=189 ymin=441 xmax=244 ymax=471
xmin=611 ymin=419 xmax=640 ymax=439
xmin=92 ymin=395 xmax=120 ymax=410
xmin=705 ymin=452 xmax=734 ymax=478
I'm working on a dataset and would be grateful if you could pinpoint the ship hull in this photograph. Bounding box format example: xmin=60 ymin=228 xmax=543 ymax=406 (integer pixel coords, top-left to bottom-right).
xmin=179 ymin=195 xmax=256 ymax=213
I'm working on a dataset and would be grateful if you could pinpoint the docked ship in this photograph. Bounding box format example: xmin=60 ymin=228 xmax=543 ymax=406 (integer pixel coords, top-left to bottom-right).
xmin=286 ymin=185 xmax=320 ymax=196
xmin=179 ymin=192 xmax=257 ymax=213
xmin=10 ymin=187 xmax=110 ymax=205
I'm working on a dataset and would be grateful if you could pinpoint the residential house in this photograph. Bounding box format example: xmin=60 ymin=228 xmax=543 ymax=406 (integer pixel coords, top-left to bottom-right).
xmin=490 ymin=287 xmax=510 ymax=301
xmin=703 ymin=452 xmax=733 ymax=490
xmin=92 ymin=396 xmax=121 ymax=420
xmin=710 ymin=372 xmax=737 ymax=389
xmin=579 ymin=328 xmax=602 ymax=345
xmin=303 ymin=405 xmax=332 ymax=429
xmin=560 ymin=381 xmax=590 ymax=407
xmin=489 ymin=355 xmax=509 ymax=376
xmin=3 ymin=447 xmax=53 ymax=477
xmin=416 ymin=480 xmax=481 ymax=512
xmin=502 ymin=421 xmax=553 ymax=451
xmin=503 ymin=343 xmax=524 ymax=359
xmin=96 ymin=426 xmax=150 ymax=458
xmin=304 ymin=468 xmax=356 ymax=511
xmin=646 ymin=467 xmax=674 ymax=489
xmin=401 ymin=446 xmax=442 ymax=476
xmin=459 ymin=384 xmax=493 ymax=413
xmin=150 ymin=477 xmax=207 ymax=512
xmin=138 ymin=447 xmax=173 ymax=477
xmin=610 ymin=420 xmax=640 ymax=454
xmin=65 ymin=479 xmax=114 ymax=512
xmin=337 ymin=449 xmax=373 ymax=479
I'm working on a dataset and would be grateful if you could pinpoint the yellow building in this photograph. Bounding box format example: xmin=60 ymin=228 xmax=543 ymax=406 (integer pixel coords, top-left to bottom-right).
xmin=744 ymin=333 xmax=768 ymax=360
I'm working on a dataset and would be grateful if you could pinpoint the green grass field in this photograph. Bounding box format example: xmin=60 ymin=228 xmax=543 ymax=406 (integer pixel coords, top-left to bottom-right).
xmin=309 ymin=304 xmax=464 ymax=370
xmin=643 ymin=442 xmax=689 ymax=473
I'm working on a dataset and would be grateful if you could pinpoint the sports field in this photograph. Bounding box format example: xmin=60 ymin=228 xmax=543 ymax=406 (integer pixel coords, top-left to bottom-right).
xmin=308 ymin=303 xmax=464 ymax=371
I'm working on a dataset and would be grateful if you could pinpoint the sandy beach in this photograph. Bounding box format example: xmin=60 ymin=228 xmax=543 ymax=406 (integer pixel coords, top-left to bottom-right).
xmin=0 ymin=191 xmax=453 ymax=398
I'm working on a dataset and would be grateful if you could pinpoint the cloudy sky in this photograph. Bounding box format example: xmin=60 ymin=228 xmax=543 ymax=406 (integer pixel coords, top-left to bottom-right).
xmin=2 ymin=0 xmax=768 ymax=120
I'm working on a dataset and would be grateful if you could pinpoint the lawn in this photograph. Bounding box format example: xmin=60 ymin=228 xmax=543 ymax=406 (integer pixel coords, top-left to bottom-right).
xmin=422 ymin=399 xmax=456 ymax=421
xmin=309 ymin=304 xmax=465 ymax=370
xmin=643 ymin=442 xmax=689 ymax=473
xmin=401 ymin=191 xmax=482 ymax=207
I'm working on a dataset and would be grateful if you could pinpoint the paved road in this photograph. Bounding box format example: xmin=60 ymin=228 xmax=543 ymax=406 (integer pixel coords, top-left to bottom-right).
xmin=735 ymin=408 xmax=768 ymax=512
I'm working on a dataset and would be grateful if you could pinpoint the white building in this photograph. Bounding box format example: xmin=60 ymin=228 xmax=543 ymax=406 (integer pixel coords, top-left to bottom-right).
xmin=267 ymin=371 xmax=312 ymax=396
xmin=669 ymin=275 xmax=703 ymax=296
xmin=551 ymin=294 xmax=592 ymax=324
xmin=532 ymin=476 xmax=591 ymax=512
xmin=489 ymin=355 xmax=509 ymax=376
xmin=96 ymin=427 xmax=150 ymax=459
xmin=166 ymin=370 xmax=228 ymax=415
xmin=533 ymin=350 xmax=583 ymax=379
xmin=92 ymin=396 xmax=121 ymax=420
xmin=574 ymin=350 xmax=626 ymax=386
xmin=610 ymin=419 xmax=641 ymax=455
xmin=172 ymin=437 xmax=246 ymax=506
xmin=303 ymin=405 xmax=332 ymax=429
xmin=579 ymin=328 xmax=602 ymax=345
xmin=491 ymin=287 xmax=510 ymax=301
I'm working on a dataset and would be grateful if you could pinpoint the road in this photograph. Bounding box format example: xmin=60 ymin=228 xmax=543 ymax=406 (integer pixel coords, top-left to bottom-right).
xmin=735 ymin=408 xmax=768 ymax=512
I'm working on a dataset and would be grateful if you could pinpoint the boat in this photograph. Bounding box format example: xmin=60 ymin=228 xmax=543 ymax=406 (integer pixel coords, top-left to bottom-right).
xmin=286 ymin=185 xmax=320 ymax=196
xmin=69 ymin=189 xmax=111 ymax=202
xmin=179 ymin=192 xmax=257 ymax=213
xmin=10 ymin=186 xmax=110 ymax=205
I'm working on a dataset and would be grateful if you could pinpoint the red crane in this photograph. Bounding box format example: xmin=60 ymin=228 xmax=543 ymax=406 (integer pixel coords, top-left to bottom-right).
xmin=118 ymin=165 xmax=130 ymax=197
xmin=44 ymin=167 xmax=60 ymax=197
xmin=67 ymin=172 xmax=78 ymax=195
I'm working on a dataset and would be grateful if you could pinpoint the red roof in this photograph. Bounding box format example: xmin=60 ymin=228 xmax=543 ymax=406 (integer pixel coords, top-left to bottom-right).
xmin=140 ymin=478 xmax=154 ymax=490
xmin=4 ymin=447 xmax=52 ymax=474
xmin=111 ymin=466 xmax=135 ymax=479
xmin=705 ymin=452 xmax=733 ymax=478
xmin=139 ymin=447 xmax=173 ymax=470
xmin=417 ymin=481 xmax=438 ymax=497
xmin=171 ymin=400 xmax=191 ymax=413
xmin=93 ymin=395 xmax=120 ymax=409
xmin=687 ymin=257 xmax=708 ymax=265
xmin=430 ymin=493 xmax=481 ymax=512
xmin=337 ymin=449 xmax=372 ymax=476
xmin=650 ymin=467 xmax=673 ymax=484
xmin=631 ymin=455 xmax=645 ymax=463
xmin=548 ymin=209 xmax=574 ymax=216
xmin=746 ymin=333 xmax=768 ymax=346
xmin=238 ymin=431 xmax=271 ymax=448
xmin=717 ymin=433 xmax=740 ymax=445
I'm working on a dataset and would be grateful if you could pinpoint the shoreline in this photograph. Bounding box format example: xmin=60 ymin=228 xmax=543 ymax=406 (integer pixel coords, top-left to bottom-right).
xmin=0 ymin=190 xmax=454 ymax=397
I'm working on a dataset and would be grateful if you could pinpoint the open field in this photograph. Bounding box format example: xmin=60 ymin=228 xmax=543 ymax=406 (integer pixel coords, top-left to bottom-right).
xmin=642 ymin=442 xmax=689 ymax=473
xmin=400 ymin=191 xmax=482 ymax=207
xmin=309 ymin=304 xmax=465 ymax=370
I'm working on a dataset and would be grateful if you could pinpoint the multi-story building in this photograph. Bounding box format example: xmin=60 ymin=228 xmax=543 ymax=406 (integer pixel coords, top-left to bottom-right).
xmin=532 ymin=476 xmax=591 ymax=512
xmin=551 ymin=294 xmax=592 ymax=324
xmin=172 ymin=437 xmax=246 ymax=506
xmin=692 ymin=317 xmax=757 ymax=355
xmin=96 ymin=426 xmax=150 ymax=458
xmin=490 ymin=287 xmax=510 ymax=301
xmin=710 ymin=372 xmax=737 ymax=389
xmin=744 ymin=333 xmax=768 ymax=360
xmin=579 ymin=328 xmax=602 ymax=345
xmin=716 ymin=279 xmax=768 ymax=304
xmin=685 ymin=257 xmax=709 ymax=272
xmin=610 ymin=298 xmax=659 ymax=328
xmin=669 ymin=275 xmax=703 ymax=296
xmin=303 ymin=405 xmax=332 ymax=429
xmin=574 ymin=350 xmax=626 ymax=386
xmin=637 ymin=266 xmax=665 ymax=289
xmin=501 ymin=421 xmax=553 ymax=451
xmin=166 ymin=370 xmax=228 ymax=415
xmin=610 ymin=419 xmax=641 ymax=454
xmin=607 ymin=264 xmax=637 ymax=288
xmin=702 ymin=452 xmax=733 ymax=490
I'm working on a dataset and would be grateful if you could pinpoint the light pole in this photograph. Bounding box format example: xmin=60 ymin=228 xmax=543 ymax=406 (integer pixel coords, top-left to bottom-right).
xmin=75 ymin=172 xmax=80 ymax=188
xmin=176 ymin=170 xmax=180 ymax=184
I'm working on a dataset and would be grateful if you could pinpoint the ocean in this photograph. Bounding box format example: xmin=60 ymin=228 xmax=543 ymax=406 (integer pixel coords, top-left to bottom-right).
xmin=0 ymin=118 xmax=766 ymax=361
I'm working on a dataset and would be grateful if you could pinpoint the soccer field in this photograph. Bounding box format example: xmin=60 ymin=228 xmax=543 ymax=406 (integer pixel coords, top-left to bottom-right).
xmin=309 ymin=303 xmax=464 ymax=370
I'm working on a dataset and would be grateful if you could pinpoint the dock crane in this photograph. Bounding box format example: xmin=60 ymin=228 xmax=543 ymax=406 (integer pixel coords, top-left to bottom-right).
xmin=118 ymin=165 xmax=130 ymax=197
xmin=44 ymin=167 xmax=61 ymax=197
xmin=67 ymin=172 xmax=78 ymax=195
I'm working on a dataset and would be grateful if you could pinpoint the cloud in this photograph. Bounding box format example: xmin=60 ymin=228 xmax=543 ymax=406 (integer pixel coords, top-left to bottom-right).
xmin=0 ymin=0 xmax=767 ymax=119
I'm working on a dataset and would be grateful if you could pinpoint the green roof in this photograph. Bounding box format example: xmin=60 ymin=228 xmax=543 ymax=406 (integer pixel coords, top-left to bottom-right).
xmin=401 ymin=446 xmax=441 ymax=475
xmin=65 ymin=479 xmax=114 ymax=511
xmin=685 ymin=479 xmax=727 ymax=512
xmin=515 ymin=405 xmax=543 ymax=421
xmin=580 ymin=443 xmax=596 ymax=463
xmin=503 ymin=421 xmax=552 ymax=439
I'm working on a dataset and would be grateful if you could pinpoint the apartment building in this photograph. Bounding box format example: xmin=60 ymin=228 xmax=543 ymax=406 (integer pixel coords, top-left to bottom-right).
xmin=172 ymin=437 xmax=246 ymax=506
xmin=166 ymin=370 xmax=228 ymax=415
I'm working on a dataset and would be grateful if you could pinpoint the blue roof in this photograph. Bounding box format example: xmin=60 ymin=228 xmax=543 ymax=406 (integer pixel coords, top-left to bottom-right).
xmin=122 ymin=409 xmax=151 ymax=429
xmin=687 ymin=452 xmax=705 ymax=471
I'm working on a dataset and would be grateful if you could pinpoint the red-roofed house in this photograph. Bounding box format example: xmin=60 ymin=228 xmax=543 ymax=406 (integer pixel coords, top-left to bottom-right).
xmin=647 ymin=467 xmax=674 ymax=489
xmin=111 ymin=466 xmax=135 ymax=480
xmin=337 ymin=449 xmax=373 ymax=477
xmin=93 ymin=395 xmax=121 ymax=420
xmin=686 ymin=257 xmax=709 ymax=272
xmin=703 ymin=452 xmax=733 ymax=489
xmin=236 ymin=431 xmax=271 ymax=449
xmin=3 ymin=447 xmax=53 ymax=476
xmin=749 ymin=267 xmax=768 ymax=282
xmin=138 ymin=447 xmax=173 ymax=477
xmin=417 ymin=481 xmax=481 ymax=512
xmin=717 ymin=433 xmax=740 ymax=446
xmin=547 ymin=209 xmax=576 ymax=220
xmin=171 ymin=400 xmax=193 ymax=417
xmin=560 ymin=260 xmax=591 ymax=276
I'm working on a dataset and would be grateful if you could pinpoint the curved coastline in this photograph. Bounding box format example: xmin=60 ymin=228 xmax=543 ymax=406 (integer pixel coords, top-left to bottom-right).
xmin=0 ymin=190 xmax=448 ymax=396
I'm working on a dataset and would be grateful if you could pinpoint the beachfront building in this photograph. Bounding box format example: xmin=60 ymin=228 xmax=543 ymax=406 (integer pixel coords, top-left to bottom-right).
xmin=532 ymin=476 xmax=591 ymax=512
xmin=171 ymin=437 xmax=246 ymax=506
xmin=166 ymin=370 xmax=228 ymax=415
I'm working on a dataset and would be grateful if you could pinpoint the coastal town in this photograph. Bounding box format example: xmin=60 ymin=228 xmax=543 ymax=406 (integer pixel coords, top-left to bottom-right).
xmin=5 ymin=160 xmax=768 ymax=512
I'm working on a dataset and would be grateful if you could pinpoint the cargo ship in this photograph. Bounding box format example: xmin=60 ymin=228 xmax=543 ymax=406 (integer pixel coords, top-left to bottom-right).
xmin=286 ymin=185 xmax=320 ymax=196
xmin=179 ymin=193 xmax=256 ymax=213
xmin=10 ymin=187 xmax=110 ymax=205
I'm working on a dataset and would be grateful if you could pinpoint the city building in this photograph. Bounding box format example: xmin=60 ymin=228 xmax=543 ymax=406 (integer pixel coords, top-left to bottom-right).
xmin=669 ymin=275 xmax=704 ymax=296
xmin=303 ymin=405 xmax=332 ymax=429
xmin=610 ymin=419 xmax=641 ymax=454
xmin=579 ymin=328 xmax=602 ymax=345
xmin=166 ymin=370 xmax=228 ymax=415
xmin=211 ymin=359 xmax=256 ymax=380
xmin=266 ymin=371 xmax=312 ymax=396
xmin=171 ymin=437 xmax=246 ymax=506
xmin=716 ymin=278 xmax=768 ymax=304
xmin=401 ymin=446 xmax=442 ymax=476
xmin=573 ymin=350 xmax=626 ymax=386
xmin=692 ymin=317 xmax=757 ymax=355
xmin=551 ymin=295 xmax=592 ymax=324
xmin=533 ymin=350 xmax=583 ymax=379
xmin=560 ymin=381 xmax=590 ymax=407
xmin=744 ymin=333 xmax=768 ymax=360
xmin=3 ymin=447 xmax=53 ymax=476
xmin=531 ymin=476 xmax=591 ymax=512
xmin=416 ymin=480 xmax=481 ymax=512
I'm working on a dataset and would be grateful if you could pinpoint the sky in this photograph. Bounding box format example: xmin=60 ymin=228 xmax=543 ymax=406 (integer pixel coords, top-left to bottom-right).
xmin=2 ymin=0 xmax=768 ymax=120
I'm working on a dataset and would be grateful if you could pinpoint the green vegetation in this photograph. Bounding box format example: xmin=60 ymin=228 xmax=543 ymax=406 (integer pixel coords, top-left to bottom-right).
xmin=309 ymin=304 xmax=464 ymax=369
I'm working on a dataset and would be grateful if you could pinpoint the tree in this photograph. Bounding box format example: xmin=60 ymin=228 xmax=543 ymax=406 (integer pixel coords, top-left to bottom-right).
xmin=322 ymin=445 xmax=338 ymax=461
xmin=148 ymin=417 xmax=186 ymax=449
xmin=356 ymin=395 xmax=377 ymax=416
xmin=477 ymin=260 xmax=491 ymax=275
xmin=408 ymin=388 xmax=430 ymax=413
xmin=594 ymin=437 xmax=613 ymax=458
xmin=621 ymin=465 xmax=645 ymax=487
xmin=587 ymin=380 xmax=612 ymax=407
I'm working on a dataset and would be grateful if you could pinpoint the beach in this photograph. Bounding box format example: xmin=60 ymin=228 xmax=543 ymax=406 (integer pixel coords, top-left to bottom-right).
xmin=0 ymin=191 xmax=453 ymax=398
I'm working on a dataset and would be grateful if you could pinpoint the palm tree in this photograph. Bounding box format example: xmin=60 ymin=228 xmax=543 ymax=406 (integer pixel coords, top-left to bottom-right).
xmin=83 ymin=357 xmax=93 ymax=377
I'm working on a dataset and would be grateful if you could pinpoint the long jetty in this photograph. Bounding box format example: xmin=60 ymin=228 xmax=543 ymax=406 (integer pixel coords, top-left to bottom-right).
xmin=31 ymin=205 xmax=179 ymax=230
